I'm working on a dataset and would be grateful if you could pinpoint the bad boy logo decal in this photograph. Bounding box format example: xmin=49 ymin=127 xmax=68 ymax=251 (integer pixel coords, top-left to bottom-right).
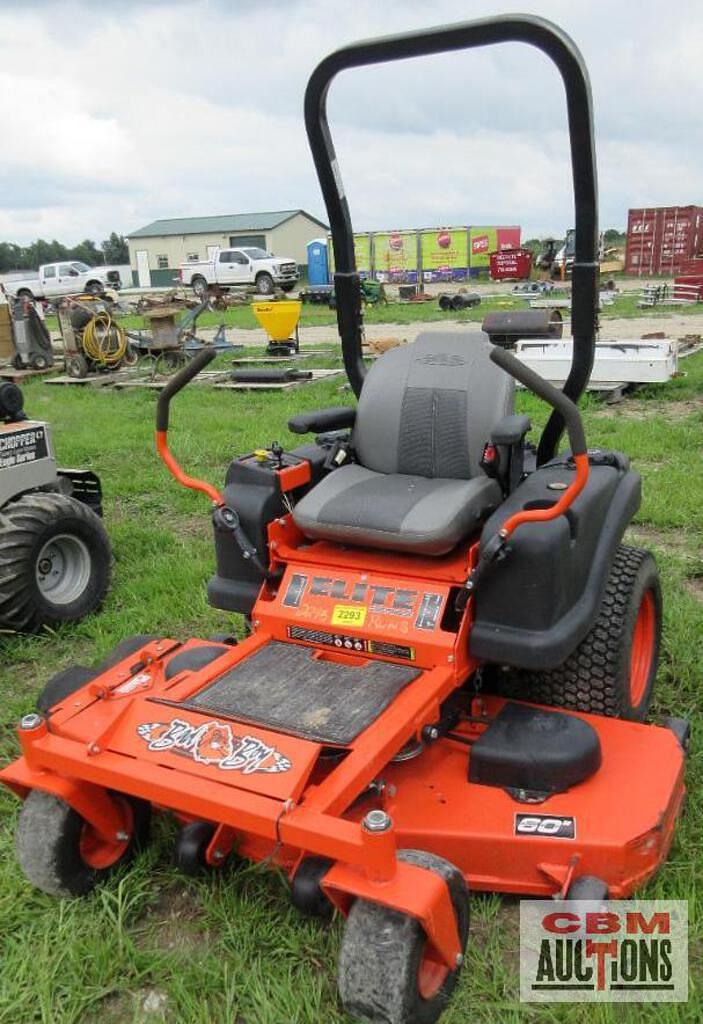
xmin=137 ymin=718 xmax=292 ymax=774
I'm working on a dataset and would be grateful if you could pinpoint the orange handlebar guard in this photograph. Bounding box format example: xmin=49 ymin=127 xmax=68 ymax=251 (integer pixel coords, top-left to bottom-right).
xmin=156 ymin=430 xmax=224 ymax=506
xmin=498 ymin=452 xmax=589 ymax=541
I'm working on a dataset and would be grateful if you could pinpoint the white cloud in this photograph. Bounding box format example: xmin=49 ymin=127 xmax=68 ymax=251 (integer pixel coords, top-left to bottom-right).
xmin=0 ymin=0 xmax=700 ymax=245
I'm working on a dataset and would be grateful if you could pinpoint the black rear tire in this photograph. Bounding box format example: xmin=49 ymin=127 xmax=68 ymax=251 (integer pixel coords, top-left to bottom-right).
xmin=493 ymin=546 xmax=662 ymax=722
xmin=0 ymin=493 xmax=112 ymax=633
xmin=338 ymin=850 xmax=469 ymax=1024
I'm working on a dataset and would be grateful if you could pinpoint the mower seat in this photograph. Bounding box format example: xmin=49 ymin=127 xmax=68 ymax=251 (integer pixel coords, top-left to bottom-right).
xmin=293 ymin=332 xmax=513 ymax=555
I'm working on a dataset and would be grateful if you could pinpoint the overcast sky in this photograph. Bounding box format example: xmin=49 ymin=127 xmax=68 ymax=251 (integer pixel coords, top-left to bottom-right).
xmin=0 ymin=0 xmax=701 ymax=245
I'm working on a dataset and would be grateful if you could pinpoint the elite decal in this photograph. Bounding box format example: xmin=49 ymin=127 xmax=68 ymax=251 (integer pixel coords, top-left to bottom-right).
xmin=282 ymin=573 xmax=444 ymax=630
xmin=137 ymin=718 xmax=292 ymax=774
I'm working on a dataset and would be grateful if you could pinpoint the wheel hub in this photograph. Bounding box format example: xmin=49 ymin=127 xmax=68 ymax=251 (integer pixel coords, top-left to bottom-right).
xmin=35 ymin=534 xmax=91 ymax=605
xmin=629 ymin=589 xmax=656 ymax=707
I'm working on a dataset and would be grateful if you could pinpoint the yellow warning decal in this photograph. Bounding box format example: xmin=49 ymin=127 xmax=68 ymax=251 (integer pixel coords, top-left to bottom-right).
xmin=331 ymin=605 xmax=367 ymax=627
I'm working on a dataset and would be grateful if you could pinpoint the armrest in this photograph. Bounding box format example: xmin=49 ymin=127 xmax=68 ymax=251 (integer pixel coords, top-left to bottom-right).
xmin=288 ymin=406 xmax=356 ymax=435
xmin=491 ymin=414 xmax=531 ymax=446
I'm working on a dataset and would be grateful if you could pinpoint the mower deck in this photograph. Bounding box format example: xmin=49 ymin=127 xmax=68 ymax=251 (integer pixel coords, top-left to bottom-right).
xmin=2 ymin=634 xmax=685 ymax=906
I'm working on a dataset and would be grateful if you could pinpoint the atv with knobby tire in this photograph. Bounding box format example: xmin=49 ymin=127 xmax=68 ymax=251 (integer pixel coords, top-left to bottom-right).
xmin=0 ymin=381 xmax=111 ymax=633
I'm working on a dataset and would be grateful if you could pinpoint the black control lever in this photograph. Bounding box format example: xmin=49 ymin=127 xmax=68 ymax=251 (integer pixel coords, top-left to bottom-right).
xmin=213 ymin=506 xmax=280 ymax=582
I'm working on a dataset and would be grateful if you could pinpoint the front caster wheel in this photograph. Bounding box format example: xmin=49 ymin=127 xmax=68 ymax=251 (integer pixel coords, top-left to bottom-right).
xmin=567 ymin=875 xmax=609 ymax=901
xmin=174 ymin=821 xmax=216 ymax=875
xmin=16 ymin=789 xmax=150 ymax=897
xmin=338 ymin=850 xmax=469 ymax=1024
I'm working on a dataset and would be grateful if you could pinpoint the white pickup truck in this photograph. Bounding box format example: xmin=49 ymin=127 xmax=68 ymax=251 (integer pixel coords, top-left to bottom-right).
xmin=3 ymin=262 xmax=121 ymax=301
xmin=178 ymin=246 xmax=299 ymax=296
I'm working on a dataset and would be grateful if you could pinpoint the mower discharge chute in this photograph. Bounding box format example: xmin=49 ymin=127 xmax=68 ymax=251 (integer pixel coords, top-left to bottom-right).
xmin=1 ymin=15 xmax=687 ymax=1024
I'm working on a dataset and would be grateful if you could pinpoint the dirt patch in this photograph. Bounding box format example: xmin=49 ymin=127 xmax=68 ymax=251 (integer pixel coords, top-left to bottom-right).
xmin=82 ymin=991 xmax=135 ymax=1024
xmin=593 ymin=396 xmax=703 ymax=420
xmin=625 ymin=525 xmax=696 ymax=556
xmin=170 ymin=514 xmax=210 ymax=543
xmin=139 ymin=884 xmax=210 ymax=954
xmin=684 ymin=578 xmax=703 ymax=603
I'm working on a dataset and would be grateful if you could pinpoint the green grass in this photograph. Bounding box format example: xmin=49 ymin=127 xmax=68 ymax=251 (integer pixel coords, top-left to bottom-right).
xmin=0 ymin=339 xmax=701 ymax=1023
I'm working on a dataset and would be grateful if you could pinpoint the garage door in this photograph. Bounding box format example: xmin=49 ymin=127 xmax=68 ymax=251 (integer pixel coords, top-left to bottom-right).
xmin=229 ymin=234 xmax=266 ymax=249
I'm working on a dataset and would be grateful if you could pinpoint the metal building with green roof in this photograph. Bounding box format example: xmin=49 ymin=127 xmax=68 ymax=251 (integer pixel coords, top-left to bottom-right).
xmin=126 ymin=209 xmax=328 ymax=286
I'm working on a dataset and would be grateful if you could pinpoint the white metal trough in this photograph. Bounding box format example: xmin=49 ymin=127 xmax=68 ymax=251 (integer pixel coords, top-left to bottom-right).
xmin=514 ymin=338 xmax=679 ymax=386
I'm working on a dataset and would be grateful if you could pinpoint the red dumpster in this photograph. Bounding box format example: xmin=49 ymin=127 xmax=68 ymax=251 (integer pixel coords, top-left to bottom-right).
xmin=490 ymin=247 xmax=533 ymax=281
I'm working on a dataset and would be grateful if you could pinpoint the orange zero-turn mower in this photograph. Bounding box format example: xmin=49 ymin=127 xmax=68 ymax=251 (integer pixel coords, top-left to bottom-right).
xmin=1 ymin=15 xmax=689 ymax=1024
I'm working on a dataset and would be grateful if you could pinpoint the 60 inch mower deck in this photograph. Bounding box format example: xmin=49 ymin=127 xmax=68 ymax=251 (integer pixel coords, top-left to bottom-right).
xmin=2 ymin=620 xmax=685 ymax=905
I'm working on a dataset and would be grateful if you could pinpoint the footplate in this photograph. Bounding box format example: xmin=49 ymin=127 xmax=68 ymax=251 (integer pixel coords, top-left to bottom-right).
xmin=185 ymin=641 xmax=421 ymax=745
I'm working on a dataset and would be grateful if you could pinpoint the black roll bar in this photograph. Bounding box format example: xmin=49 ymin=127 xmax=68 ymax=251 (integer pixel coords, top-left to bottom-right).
xmin=304 ymin=14 xmax=599 ymax=463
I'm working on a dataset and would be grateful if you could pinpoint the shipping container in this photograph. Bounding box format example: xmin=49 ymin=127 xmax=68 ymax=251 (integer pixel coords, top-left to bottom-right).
xmin=625 ymin=205 xmax=703 ymax=276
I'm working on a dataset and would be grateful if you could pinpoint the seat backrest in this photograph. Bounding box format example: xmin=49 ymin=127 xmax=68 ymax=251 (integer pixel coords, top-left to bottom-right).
xmin=353 ymin=332 xmax=514 ymax=479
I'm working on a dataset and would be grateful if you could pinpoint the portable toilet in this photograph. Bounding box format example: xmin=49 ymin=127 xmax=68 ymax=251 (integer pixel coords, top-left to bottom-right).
xmin=307 ymin=238 xmax=329 ymax=286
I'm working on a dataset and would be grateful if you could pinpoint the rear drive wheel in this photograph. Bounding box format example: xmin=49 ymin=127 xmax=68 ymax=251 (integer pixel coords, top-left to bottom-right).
xmin=338 ymin=850 xmax=469 ymax=1024
xmin=494 ymin=546 xmax=661 ymax=722
xmin=16 ymin=788 xmax=150 ymax=897
xmin=255 ymin=272 xmax=274 ymax=295
xmin=0 ymin=493 xmax=111 ymax=633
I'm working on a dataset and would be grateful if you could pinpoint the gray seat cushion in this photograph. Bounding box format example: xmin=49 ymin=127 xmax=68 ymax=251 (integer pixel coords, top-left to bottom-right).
xmin=293 ymin=463 xmax=501 ymax=555
xmin=292 ymin=332 xmax=513 ymax=555
xmin=353 ymin=332 xmax=513 ymax=478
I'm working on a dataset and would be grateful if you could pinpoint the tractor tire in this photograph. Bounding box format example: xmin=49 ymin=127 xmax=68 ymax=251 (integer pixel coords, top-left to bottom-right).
xmin=255 ymin=272 xmax=274 ymax=295
xmin=493 ymin=546 xmax=661 ymax=722
xmin=16 ymin=788 xmax=150 ymax=898
xmin=0 ymin=493 xmax=112 ymax=633
xmin=338 ymin=850 xmax=469 ymax=1024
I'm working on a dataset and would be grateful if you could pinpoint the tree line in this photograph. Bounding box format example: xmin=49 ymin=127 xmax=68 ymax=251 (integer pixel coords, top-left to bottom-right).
xmin=0 ymin=232 xmax=129 ymax=273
